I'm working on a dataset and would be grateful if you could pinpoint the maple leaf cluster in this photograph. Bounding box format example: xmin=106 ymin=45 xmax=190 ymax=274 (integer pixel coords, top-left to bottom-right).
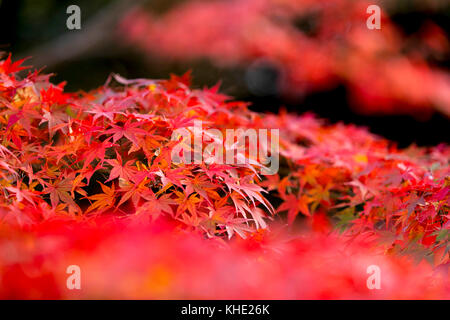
xmin=0 ymin=55 xmax=448 ymax=298
xmin=262 ymin=112 xmax=449 ymax=266
xmin=120 ymin=0 xmax=450 ymax=116
xmin=0 ymin=55 xmax=273 ymax=238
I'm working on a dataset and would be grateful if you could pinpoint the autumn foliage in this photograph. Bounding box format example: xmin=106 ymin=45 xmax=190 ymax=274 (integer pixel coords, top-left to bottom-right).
xmin=0 ymin=55 xmax=449 ymax=298
xmin=120 ymin=0 xmax=450 ymax=116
